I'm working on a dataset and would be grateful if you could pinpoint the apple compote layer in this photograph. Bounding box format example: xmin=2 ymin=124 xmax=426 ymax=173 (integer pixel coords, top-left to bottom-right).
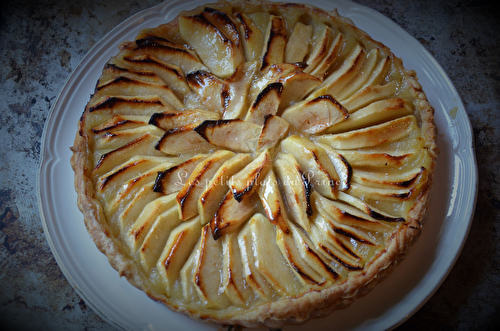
xmin=72 ymin=0 xmax=437 ymax=327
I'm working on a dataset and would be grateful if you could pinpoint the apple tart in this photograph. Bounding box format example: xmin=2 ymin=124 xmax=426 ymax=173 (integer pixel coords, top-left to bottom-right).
xmin=71 ymin=0 xmax=437 ymax=328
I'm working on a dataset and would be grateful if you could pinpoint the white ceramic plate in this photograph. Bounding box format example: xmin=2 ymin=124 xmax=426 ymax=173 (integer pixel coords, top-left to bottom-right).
xmin=37 ymin=0 xmax=478 ymax=330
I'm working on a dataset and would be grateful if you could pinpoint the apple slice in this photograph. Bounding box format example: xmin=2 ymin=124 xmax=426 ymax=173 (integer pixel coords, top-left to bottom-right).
xmin=138 ymin=204 xmax=183 ymax=273
xmin=303 ymin=23 xmax=331 ymax=72
xmin=116 ymin=182 xmax=162 ymax=234
xmin=93 ymin=76 xmax=184 ymax=110
xmin=124 ymin=193 xmax=177 ymax=253
xmin=194 ymin=119 xmax=262 ymax=153
xmin=91 ymin=115 xmax=150 ymax=134
xmin=176 ymin=150 xmax=234 ymax=221
xmin=352 ymin=166 xmax=427 ymax=190
xmin=186 ymin=70 xmax=228 ymax=114
xmin=238 ymin=221 xmax=275 ymax=298
xmin=93 ymin=133 xmax=164 ymax=178
xmin=120 ymin=38 xmax=207 ymax=74
xmin=260 ymin=15 xmax=287 ymax=71
xmin=248 ymin=214 xmax=302 ymax=295
xmin=256 ymin=170 xmax=289 ymax=234
xmin=281 ymin=95 xmax=349 ymax=134
xmin=276 ymin=227 xmax=326 ymax=287
xmin=347 ymin=182 xmax=415 ymax=202
xmin=281 ymin=136 xmax=338 ymax=199
xmin=325 ymin=98 xmax=414 ymax=134
xmin=336 ymin=150 xmax=415 ymax=169
xmin=309 ymin=44 xmax=365 ymax=99
xmin=155 ymin=123 xmax=214 ymax=155
xmin=198 ymin=153 xmax=252 ymax=224
xmin=337 ymin=191 xmax=405 ymax=223
xmin=220 ymin=232 xmax=254 ymax=306
xmin=341 ymin=81 xmax=397 ymax=112
xmin=249 ymin=62 xmax=306 ymax=102
xmin=221 ymin=61 xmax=257 ymax=119
xmin=234 ymin=12 xmax=264 ymax=62
xmin=192 ymin=225 xmax=230 ymax=308
xmin=318 ymin=115 xmax=418 ymax=150
xmin=94 ymin=125 xmax=164 ymax=151
xmin=180 ymin=243 xmax=202 ymax=302
xmin=285 ymin=22 xmax=313 ymax=63
xmin=153 ymin=154 xmax=208 ymax=195
xmin=210 ymin=191 xmax=258 ymax=240
xmin=98 ymin=63 xmax=164 ymax=87
xmin=149 ymin=109 xmax=220 ymax=131
xmin=256 ymin=114 xmax=289 ymax=151
xmin=157 ymin=216 xmax=203 ymax=295
xmin=116 ymin=54 xmax=190 ymax=99
xmin=228 ymin=149 xmax=272 ymax=202
xmin=307 ymin=33 xmax=344 ymax=77
xmin=245 ymin=82 xmax=283 ymax=124
xmin=274 ymin=153 xmax=312 ymax=231
xmin=179 ymin=11 xmax=244 ymax=78
xmin=334 ymin=48 xmax=379 ymax=101
xmin=318 ymin=143 xmax=352 ymax=191
xmin=277 ymin=71 xmax=322 ymax=111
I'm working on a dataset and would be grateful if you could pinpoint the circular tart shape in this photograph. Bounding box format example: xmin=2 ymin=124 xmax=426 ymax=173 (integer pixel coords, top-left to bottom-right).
xmin=71 ymin=0 xmax=437 ymax=328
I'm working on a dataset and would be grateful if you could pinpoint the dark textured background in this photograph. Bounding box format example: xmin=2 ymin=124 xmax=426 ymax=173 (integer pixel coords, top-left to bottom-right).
xmin=1 ymin=0 xmax=499 ymax=330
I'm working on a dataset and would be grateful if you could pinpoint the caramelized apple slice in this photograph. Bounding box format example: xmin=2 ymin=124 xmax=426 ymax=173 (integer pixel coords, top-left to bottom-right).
xmin=157 ymin=217 xmax=203 ymax=295
xmin=93 ymin=133 xmax=164 ymax=178
xmin=179 ymin=11 xmax=244 ymax=78
xmin=125 ymin=194 xmax=177 ymax=253
xmin=221 ymin=233 xmax=254 ymax=306
xmin=307 ymin=33 xmax=343 ymax=77
xmin=281 ymin=95 xmax=349 ymax=134
xmin=91 ymin=115 xmax=149 ymax=134
xmin=318 ymin=143 xmax=352 ymax=191
xmin=256 ymin=171 xmax=289 ymax=234
xmin=228 ymin=149 xmax=272 ymax=202
xmin=94 ymin=125 xmax=164 ymax=151
xmin=337 ymin=150 xmax=416 ymax=169
xmin=176 ymin=150 xmax=234 ymax=221
xmin=210 ymin=191 xmax=258 ymax=240
xmin=138 ymin=204 xmax=183 ymax=273
xmin=121 ymin=38 xmax=206 ymax=74
xmin=234 ymin=12 xmax=264 ymax=62
xmin=186 ymin=70 xmax=228 ymax=114
xmin=149 ymin=109 xmax=220 ymax=131
xmin=194 ymin=119 xmax=261 ymax=153
xmin=114 ymin=54 xmax=190 ymax=99
xmin=249 ymin=214 xmax=302 ymax=295
xmin=285 ymin=22 xmax=313 ymax=63
xmin=93 ymin=76 xmax=183 ymax=110
xmin=155 ymin=123 xmax=214 ymax=155
xmin=318 ymin=115 xmax=418 ymax=150
xmin=180 ymin=244 xmax=202 ymax=303
xmin=274 ymin=153 xmax=312 ymax=231
xmin=153 ymin=154 xmax=208 ymax=195
xmin=221 ymin=61 xmax=257 ymax=119
xmin=198 ymin=153 xmax=252 ymax=224
xmin=352 ymin=166 xmax=427 ymax=189
xmin=347 ymin=182 xmax=415 ymax=202
xmin=281 ymin=136 xmax=338 ymax=199
xmin=326 ymin=98 xmax=414 ymax=134
xmin=98 ymin=64 xmax=164 ymax=87
xmin=256 ymin=114 xmax=289 ymax=151
xmin=303 ymin=23 xmax=331 ymax=73
xmin=277 ymin=71 xmax=321 ymax=111
xmin=260 ymin=15 xmax=287 ymax=71
xmin=245 ymin=82 xmax=282 ymax=124
xmin=337 ymin=191 xmax=405 ymax=222
xmin=192 ymin=225 xmax=230 ymax=308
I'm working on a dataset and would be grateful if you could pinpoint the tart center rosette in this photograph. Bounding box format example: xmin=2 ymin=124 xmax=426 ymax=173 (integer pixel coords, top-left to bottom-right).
xmin=72 ymin=0 xmax=437 ymax=327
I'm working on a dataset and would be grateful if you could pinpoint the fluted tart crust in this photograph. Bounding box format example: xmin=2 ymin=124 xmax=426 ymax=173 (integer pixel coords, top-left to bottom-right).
xmin=70 ymin=0 xmax=438 ymax=328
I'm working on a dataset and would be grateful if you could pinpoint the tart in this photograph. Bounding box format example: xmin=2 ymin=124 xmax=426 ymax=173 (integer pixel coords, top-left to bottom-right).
xmin=70 ymin=0 xmax=438 ymax=328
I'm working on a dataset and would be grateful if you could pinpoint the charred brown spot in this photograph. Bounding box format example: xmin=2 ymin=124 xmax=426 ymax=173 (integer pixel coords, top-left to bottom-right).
xmin=296 ymin=167 xmax=313 ymax=216
xmin=369 ymin=209 xmax=405 ymax=222
xmin=395 ymin=167 xmax=426 ymax=187
xmin=135 ymin=36 xmax=171 ymax=47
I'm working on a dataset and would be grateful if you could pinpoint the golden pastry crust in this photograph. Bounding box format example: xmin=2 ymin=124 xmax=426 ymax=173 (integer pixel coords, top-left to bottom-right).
xmin=71 ymin=0 xmax=437 ymax=328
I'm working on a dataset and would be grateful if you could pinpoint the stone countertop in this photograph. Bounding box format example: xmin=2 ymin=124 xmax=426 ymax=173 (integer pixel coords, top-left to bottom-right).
xmin=1 ymin=0 xmax=499 ymax=330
